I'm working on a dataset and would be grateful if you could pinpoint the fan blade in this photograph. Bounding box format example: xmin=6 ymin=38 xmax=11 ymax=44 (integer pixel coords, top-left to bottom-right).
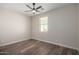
xmin=25 ymin=5 xmax=32 ymax=9
xmin=36 ymin=6 xmax=42 ymax=9
xmin=36 ymin=10 xmax=40 ymax=12
xmin=24 ymin=10 xmax=32 ymax=12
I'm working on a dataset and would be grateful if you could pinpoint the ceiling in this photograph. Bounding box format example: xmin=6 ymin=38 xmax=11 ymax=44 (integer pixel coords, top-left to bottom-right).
xmin=0 ymin=3 xmax=72 ymax=16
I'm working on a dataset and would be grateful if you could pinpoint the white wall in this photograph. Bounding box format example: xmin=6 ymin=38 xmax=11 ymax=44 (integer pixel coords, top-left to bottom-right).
xmin=0 ymin=9 xmax=31 ymax=46
xmin=77 ymin=4 xmax=79 ymax=50
xmin=32 ymin=4 xmax=78 ymax=49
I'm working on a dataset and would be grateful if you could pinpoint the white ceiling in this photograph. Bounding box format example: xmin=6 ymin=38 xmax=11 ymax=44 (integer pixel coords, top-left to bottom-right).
xmin=0 ymin=3 xmax=72 ymax=16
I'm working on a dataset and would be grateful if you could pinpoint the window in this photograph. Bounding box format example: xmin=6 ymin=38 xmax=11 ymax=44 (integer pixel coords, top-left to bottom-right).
xmin=40 ymin=17 xmax=48 ymax=32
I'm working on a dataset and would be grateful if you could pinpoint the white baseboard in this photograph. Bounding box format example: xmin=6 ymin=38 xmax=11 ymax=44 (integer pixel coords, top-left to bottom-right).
xmin=34 ymin=38 xmax=79 ymax=51
xmin=0 ymin=38 xmax=30 ymax=47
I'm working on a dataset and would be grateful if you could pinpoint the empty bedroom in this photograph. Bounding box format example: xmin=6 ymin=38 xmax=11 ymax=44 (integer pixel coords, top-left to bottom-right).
xmin=0 ymin=3 xmax=79 ymax=55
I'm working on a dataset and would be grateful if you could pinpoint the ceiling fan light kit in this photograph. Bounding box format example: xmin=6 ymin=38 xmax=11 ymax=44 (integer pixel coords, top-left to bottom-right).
xmin=32 ymin=10 xmax=36 ymax=13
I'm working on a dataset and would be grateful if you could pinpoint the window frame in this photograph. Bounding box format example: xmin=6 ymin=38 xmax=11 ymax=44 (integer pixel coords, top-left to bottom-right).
xmin=39 ymin=16 xmax=48 ymax=32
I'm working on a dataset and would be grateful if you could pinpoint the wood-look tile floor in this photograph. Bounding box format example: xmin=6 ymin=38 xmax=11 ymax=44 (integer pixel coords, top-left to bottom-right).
xmin=0 ymin=39 xmax=78 ymax=55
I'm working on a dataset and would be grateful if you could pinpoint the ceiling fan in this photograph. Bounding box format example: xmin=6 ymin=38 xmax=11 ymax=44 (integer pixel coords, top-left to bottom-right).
xmin=24 ymin=3 xmax=44 ymax=14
